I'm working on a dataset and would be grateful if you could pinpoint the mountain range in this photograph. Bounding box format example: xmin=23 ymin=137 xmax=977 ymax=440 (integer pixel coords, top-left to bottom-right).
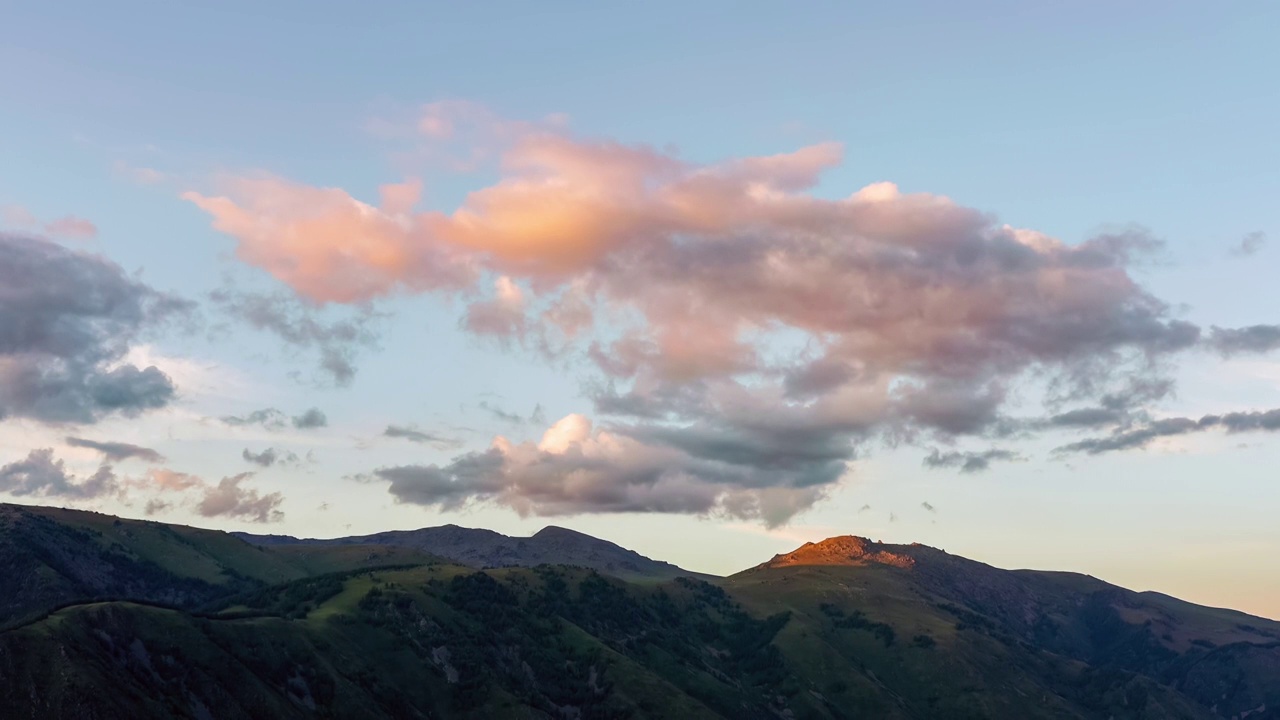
xmin=1 ymin=501 xmax=1276 ymax=719
xmin=234 ymin=524 xmax=711 ymax=582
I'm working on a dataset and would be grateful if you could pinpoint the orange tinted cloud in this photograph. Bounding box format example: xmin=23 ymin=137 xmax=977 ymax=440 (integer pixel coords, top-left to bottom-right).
xmin=186 ymin=105 xmax=1202 ymax=444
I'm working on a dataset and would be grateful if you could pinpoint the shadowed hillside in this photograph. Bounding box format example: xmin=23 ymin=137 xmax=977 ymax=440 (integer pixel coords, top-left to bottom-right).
xmin=237 ymin=523 xmax=714 ymax=582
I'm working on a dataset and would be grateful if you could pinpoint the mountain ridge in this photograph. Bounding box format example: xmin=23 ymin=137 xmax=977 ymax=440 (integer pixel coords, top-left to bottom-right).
xmin=3 ymin=502 xmax=1279 ymax=718
xmin=235 ymin=521 xmax=715 ymax=582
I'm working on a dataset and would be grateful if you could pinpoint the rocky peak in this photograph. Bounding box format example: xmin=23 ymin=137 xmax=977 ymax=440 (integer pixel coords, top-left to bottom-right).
xmin=761 ymin=535 xmax=916 ymax=569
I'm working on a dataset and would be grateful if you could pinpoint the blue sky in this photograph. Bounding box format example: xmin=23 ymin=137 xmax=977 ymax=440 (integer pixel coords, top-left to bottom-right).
xmin=1 ymin=2 xmax=1278 ymax=618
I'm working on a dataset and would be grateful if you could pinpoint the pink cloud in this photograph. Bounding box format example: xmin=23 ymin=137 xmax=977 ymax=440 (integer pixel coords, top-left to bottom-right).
xmin=1 ymin=204 xmax=39 ymax=228
xmin=44 ymin=215 xmax=98 ymax=240
xmin=184 ymin=121 xmax=1193 ymax=397
xmin=1 ymin=206 xmax=98 ymax=240
xmin=188 ymin=104 xmax=1222 ymax=524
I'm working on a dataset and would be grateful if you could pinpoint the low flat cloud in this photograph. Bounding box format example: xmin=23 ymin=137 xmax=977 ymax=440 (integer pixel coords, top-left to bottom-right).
xmin=221 ymin=408 xmax=287 ymax=429
xmin=1056 ymin=408 xmax=1280 ymax=455
xmin=1208 ymin=325 xmax=1280 ymax=356
xmin=65 ymin=436 xmax=165 ymax=463
xmin=0 ymin=233 xmax=188 ymax=425
xmin=383 ymin=424 xmax=461 ymax=449
xmin=220 ymin=406 xmax=327 ymax=430
xmin=478 ymin=401 xmax=546 ymax=425
xmin=0 ymin=449 xmax=117 ymax=499
xmin=923 ymin=448 xmax=1022 ymax=473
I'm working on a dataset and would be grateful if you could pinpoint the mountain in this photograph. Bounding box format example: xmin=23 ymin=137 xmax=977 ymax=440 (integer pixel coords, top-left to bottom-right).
xmin=731 ymin=536 xmax=1280 ymax=717
xmin=236 ymin=523 xmax=713 ymax=582
xmin=0 ymin=503 xmax=433 ymax=629
xmin=1 ymin=504 xmax=1278 ymax=719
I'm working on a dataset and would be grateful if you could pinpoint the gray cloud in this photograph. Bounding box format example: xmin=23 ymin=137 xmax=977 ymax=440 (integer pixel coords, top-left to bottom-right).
xmin=241 ymin=447 xmax=299 ymax=467
xmin=291 ymin=407 xmax=328 ymax=429
xmin=65 ymin=436 xmax=165 ymax=463
xmin=0 ymin=233 xmax=188 ymax=424
xmin=1208 ymin=325 xmax=1280 ymax=356
xmin=211 ymin=289 xmax=378 ymax=386
xmin=923 ymin=448 xmax=1022 ymax=473
xmin=196 ymin=472 xmax=284 ymax=523
xmin=220 ymin=407 xmax=327 ymax=430
xmin=1201 ymin=408 xmax=1280 ymax=433
xmin=1055 ymin=408 xmax=1280 ymax=455
xmin=1055 ymin=417 xmax=1205 ymax=455
xmin=1046 ymin=407 xmax=1126 ymax=428
xmin=383 ymin=424 xmax=461 ymax=449
xmin=479 ymin=400 xmax=545 ymax=425
xmin=0 ymin=448 xmax=117 ymax=499
xmin=221 ymin=408 xmax=287 ymax=429
xmin=1229 ymin=231 xmax=1267 ymax=257
xmin=373 ymin=414 xmax=842 ymax=527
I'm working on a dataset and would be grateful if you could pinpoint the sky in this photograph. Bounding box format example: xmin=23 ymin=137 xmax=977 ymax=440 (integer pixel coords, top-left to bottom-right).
xmin=2 ymin=1 xmax=1279 ymax=619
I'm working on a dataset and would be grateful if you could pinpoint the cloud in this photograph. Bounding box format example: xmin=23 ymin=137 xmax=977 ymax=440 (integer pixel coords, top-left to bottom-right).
xmin=221 ymin=407 xmax=287 ymax=429
xmin=1208 ymin=325 xmax=1280 ymax=356
xmin=0 ymin=449 xmax=117 ymax=499
xmin=923 ymin=448 xmax=1022 ymax=473
xmin=0 ymin=233 xmax=188 ymax=424
xmin=1 ymin=206 xmax=97 ymax=240
xmin=383 ymin=424 xmax=461 ymax=449
xmin=220 ymin=407 xmax=326 ymax=430
xmin=291 ymin=407 xmax=328 ymax=429
xmin=65 ymin=436 xmax=165 ymax=463
xmin=373 ymin=412 xmax=842 ymax=527
xmin=196 ymin=472 xmax=284 ymax=522
xmin=211 ymin=289 xmax=379 ymax=386
xmin=478 ymin=400 xmax=545 ymax=425
xmin=241 ymin=447 xmax=299 ymax=467
xmin=1055 ymin=408 xmax=1280 ymax=455
xmin=463 ymin=276 xmax=528 ymax=341
xmin=1229 ymin=230 xmax=1266 ymax=257
xmin=43 ymin=216 xmax=98 ymax=241
xmin=185 ymin=103 xmax=1280 ymax=523
xmin=141 ymin=468 xmax=203 ymax=491
xmin=113 ymin=162 xmax=167 ymax=186
xmin=1 ymin=205 xmax=38 ymax=228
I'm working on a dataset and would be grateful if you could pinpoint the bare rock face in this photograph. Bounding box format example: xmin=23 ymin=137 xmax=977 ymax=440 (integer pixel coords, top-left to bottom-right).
xmin=760 ymin=536 xmax=916 ymax=569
